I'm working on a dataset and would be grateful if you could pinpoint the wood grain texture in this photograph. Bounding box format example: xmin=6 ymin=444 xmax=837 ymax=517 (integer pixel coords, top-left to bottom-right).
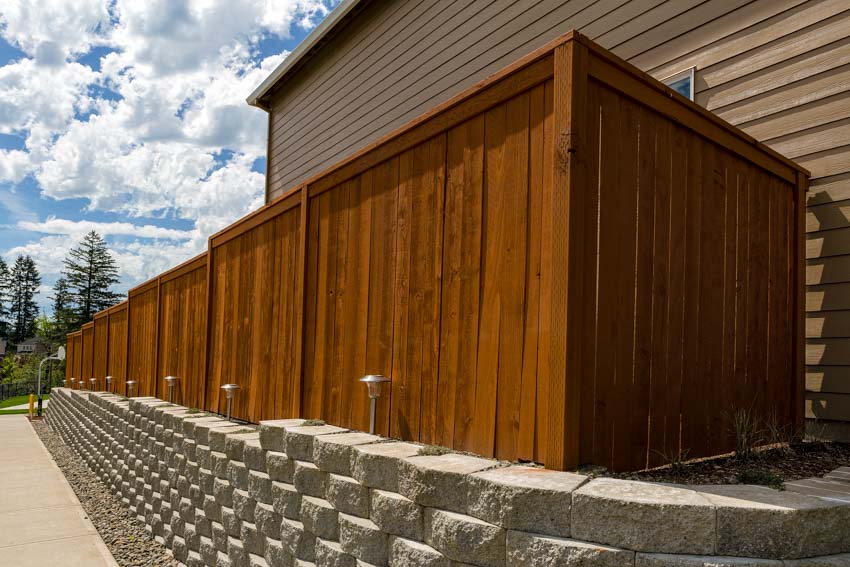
xmin=158 ymin=255 xmax=208 ymax=409
xmin=128 ymin=283 xmax=159 ymax=397
xmin=63 ymin=34 xmax=803 ymax=470
xmin=107 ymin=303 xmax=128 ymax=393
xmin=206 ymin=205 xmax=301 ymax=423
xmin=576 ymin=54 xmax=799 ymax=468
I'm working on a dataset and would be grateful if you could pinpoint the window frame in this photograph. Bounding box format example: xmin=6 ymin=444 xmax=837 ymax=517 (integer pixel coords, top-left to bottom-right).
xmin=661 ymin=67 xmax=695 ymax=101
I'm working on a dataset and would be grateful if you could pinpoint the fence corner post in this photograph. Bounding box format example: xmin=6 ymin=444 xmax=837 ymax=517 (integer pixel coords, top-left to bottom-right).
xmin=546 ymin=35 xmax=588 ymax=471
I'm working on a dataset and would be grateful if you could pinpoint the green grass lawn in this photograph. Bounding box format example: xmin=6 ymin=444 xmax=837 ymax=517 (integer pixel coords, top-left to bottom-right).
xmin=0 ymin=393 xmax=50 ymax=414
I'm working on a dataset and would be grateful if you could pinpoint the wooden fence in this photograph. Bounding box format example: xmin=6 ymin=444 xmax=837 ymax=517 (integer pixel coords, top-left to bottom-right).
xmin=65 ymin=32 xmax=807 ymax=471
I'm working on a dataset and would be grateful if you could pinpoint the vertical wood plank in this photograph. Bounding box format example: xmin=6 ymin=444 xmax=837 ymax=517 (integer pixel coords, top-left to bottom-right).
xmin=792 ymin=172 xmax=807 ymax=434
xmin=546 ymin=39 xmax=587 ymax=471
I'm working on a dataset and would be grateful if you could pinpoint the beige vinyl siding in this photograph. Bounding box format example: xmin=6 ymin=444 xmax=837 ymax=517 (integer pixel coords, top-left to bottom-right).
xmin=265 ymin=0 xmax=850 ymax=437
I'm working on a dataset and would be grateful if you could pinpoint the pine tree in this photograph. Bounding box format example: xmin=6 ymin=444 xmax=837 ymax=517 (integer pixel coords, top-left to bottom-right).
xmin=0 ymin=257 xmax=10 ymax=338
xmin=50 ymin=276 xmax=76 ymax=340
xmin=62 ymin=231 xmax=122 ymax=325
xmin=9 ymin=255 xmax=41 ymax=342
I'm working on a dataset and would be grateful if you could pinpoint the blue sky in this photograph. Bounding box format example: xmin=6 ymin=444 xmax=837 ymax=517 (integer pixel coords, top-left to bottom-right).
xmin=0 ymin=0 xmax=337 ymax=312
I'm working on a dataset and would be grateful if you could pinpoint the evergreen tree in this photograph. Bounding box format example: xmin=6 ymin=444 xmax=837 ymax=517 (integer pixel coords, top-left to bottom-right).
xmin=9 ymin=255 xmax=41 ymax=342
xmin=50 ymin=276 xmax=76 ymax=339
xmin=0 ymin=257 xmax=9 ymax=338
xmin=62 ymin=231 xmax=121 ymax=325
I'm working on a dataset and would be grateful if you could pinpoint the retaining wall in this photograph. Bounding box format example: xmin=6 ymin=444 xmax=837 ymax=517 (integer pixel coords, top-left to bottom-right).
xmin=46 ymin=388 xmax=850 ymax=566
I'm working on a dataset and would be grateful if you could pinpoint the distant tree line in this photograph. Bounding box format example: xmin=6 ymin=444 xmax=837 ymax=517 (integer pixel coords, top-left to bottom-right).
xmin=0 ymin=231 xmax=122 ymax=346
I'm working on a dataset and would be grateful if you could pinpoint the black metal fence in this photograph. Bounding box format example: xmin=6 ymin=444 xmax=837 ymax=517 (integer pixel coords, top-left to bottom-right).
xmin=0 ymin=380 xmax=53 ymax=402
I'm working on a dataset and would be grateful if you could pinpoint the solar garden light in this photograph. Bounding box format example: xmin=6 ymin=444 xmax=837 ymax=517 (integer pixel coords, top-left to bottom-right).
xmin=78 ymin=379 xmax=85 ymax=390
xmin=105 ymin=376 xmax=113 ymax=393
xmin=164 ymin=376 xmax=179 ymax=403
xmin=90 ymin=377 xmax=97 ymax=391
xmin=359 ymin=375 xmax=390 ymax=435
xmin=126 ymin=380 xmax=137 ymax=398
xmin=220 ymin=384 xmax=240 ymax=422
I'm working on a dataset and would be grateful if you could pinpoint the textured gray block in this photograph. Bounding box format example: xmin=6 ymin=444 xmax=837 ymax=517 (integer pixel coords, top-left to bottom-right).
xmin=507 ymin=530 xmax=634 ymax=566
xmin=370 ymin=489 xmax=422 ymax=541
xmin=351 ymin=442 xmax=420 ymax=492
xmin=424 ymin=508 xmax=504 ymax=567
xmin=326 ymin=474 xmax=369 ymax=518
xmin=312 ymin=432 xmax=380 ymax=476
xmin=399 ymin=454 xmax=496 ymax=514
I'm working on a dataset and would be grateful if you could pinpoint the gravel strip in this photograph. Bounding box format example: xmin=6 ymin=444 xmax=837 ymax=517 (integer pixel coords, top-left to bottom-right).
xmin=32 ymin=418 xmax=177 ymax=567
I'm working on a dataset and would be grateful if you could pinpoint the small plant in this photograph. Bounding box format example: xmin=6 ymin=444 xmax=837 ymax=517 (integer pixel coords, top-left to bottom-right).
xmin=729 ymin=406 xmax=761 ymax=461
xmin=737 ymin=468 xmax=783 ymax=490
xmin=185 ymin=408 xmax=202 ymax=414
xmin=763 ymin=410 xmax=795 ymax=452
xmin=234 ymin=428 xmax=256 ymax=434
xmin=155 ymin=403 xmax=174 ymax=408
xmin=418 ymin=444 xmax=452 ymax=457
xmin=301 ymin=419 xmax=326 ymax=426
xmin=652 ymin=447 xmax=691 ymax=473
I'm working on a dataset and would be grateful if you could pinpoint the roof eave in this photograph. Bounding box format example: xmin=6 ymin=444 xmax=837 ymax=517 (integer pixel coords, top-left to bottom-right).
xmin=246 ymin=0 xmax=364 ymax=109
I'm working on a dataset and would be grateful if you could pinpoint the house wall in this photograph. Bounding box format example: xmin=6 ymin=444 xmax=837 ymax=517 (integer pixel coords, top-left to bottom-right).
xmin=265 ymin=0 xmax=850 ymax=439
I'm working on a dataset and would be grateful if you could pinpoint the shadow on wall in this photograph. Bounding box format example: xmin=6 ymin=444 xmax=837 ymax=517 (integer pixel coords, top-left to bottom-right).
xmin=804 ymin=171 xmax=850 ymax=430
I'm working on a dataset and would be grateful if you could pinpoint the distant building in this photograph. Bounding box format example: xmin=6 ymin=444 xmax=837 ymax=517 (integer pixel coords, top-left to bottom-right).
xmin=15 ymin=338 xmax=50 ymax=357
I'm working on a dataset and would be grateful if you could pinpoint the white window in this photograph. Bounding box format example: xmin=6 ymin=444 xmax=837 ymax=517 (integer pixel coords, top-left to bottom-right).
xmin=662 ymin=68 xmax=695 ymax=101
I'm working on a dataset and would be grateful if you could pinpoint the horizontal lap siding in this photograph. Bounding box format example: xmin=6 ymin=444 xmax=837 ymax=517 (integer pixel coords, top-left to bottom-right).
xmin=265 ymin=0 xmax=758 ymax=200
xmin=108 ymin=306 xmax=128 ymax=394
xmin=128 ymin=286 xmax=159 ymax=397
xmin=207 ymin=206 xmax=302 ymax=423
xmin=578 ymin=78 xmax=796 ymax=469
xmin=158 ymin=262 xmax=208 ymax=410
xmin=301 ymin=83 xmax=553 ymax=462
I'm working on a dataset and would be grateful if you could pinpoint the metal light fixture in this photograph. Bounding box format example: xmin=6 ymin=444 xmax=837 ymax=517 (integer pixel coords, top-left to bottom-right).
xmin=90 ymin=377 xmax=97 ymax=391
xmin=105 ymin=376 xmax=113 ymax=393
xmin=220 ymin=384 xmax=240 ymax=422
xmin=126 ymin=380 xmax=137 ymax=398
xmin=359 ymin=375 xmax=390 ymax=435
xmin=164 ymin=376 xmax=179 ymax=403
xmin=78 ymin=379 xmax=85 ymax=390
xmin=37 ymin=346 xmax=65 ymax=416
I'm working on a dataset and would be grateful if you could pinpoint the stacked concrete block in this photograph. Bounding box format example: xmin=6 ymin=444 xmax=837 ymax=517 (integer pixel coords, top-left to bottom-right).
xmin=47 ymin=388 xmax=850 ymax=567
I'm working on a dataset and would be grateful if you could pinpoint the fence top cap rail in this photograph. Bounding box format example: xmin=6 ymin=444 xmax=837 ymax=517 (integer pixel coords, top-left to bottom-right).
xmin=128 ymin=277 xmax=158 ymax=296
xmin=107 ymin=301 xmax=128 ymax=314
xmin=93 ymin=310 xmax=108 ymax=320
xmin=81 ymin=321 xmax=94 ymax=331
xmin=159 ymin=251 xmax=207 ymax=283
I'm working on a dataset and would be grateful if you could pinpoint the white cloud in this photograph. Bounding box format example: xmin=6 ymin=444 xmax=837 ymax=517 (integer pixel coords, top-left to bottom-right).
xmin=17 ymin=218 xmax=194 ymax=240
xmin=0 ymin=0 xmax=338 ymax=306
xmin=0 ymin=0 xmax=111 ymax=61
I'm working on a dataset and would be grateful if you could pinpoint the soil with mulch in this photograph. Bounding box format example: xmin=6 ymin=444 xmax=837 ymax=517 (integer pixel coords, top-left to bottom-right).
xmin=599 ymin=441 xmax=850 ymax=487
xmin=32 ymin=419 xmax=177 ymax=567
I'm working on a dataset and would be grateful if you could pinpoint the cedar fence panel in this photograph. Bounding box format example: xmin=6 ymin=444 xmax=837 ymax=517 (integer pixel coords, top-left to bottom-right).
xmin=92 ymin=311 xmax=109 ymax=390
xmin=68 ymin=32 xmax=807 ymax=471
xmin=65 ymin=331 xmax=81 ymax=383
xmin=158 ymin=254 xmax=208 ymax=410
xmin=107 ymin=302 xmax=128 ymax=394
xmin=128 ymin=281 xmax=159 ymax=397
xmin=81 ymin=323 xmax=94 ymax=387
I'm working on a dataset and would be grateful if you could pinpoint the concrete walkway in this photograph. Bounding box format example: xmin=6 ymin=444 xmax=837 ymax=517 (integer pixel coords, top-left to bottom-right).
xmin=0 ymin=415 xmax=116 ymax=566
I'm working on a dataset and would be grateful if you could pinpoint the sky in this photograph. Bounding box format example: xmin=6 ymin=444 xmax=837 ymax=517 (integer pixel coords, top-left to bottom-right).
xmin=0 ymin=0 xmax=338 ymax=312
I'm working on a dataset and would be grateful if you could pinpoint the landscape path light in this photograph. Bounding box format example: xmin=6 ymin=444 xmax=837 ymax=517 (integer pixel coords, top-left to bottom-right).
xmin=220 ymin=384 xmax=240 ymax=422
xmin=359 ymin=375 xmax=390 ymax=435
xmin=126 ymin=380 xmax=137 ymax=398
xmin=78 ymin=379 xmax=85 ymax=390
xmin=164 ymin=376 xmax=179 ymax=403
xmin=37 ymin=346 xmax=64 ymax=417
xmin=105 ymin=376 xmax=113 ymax=393
xmin=90 ymin=377 xmax=97 ymax=391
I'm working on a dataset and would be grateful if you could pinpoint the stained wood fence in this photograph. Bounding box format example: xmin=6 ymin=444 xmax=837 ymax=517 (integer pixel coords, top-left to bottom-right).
xmin=65 ymin=32 xmax=807 ymax=471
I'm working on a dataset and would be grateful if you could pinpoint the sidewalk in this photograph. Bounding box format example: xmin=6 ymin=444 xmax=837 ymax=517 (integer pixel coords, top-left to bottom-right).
xmin=0 ymin=415 xmax=117 ymax=566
